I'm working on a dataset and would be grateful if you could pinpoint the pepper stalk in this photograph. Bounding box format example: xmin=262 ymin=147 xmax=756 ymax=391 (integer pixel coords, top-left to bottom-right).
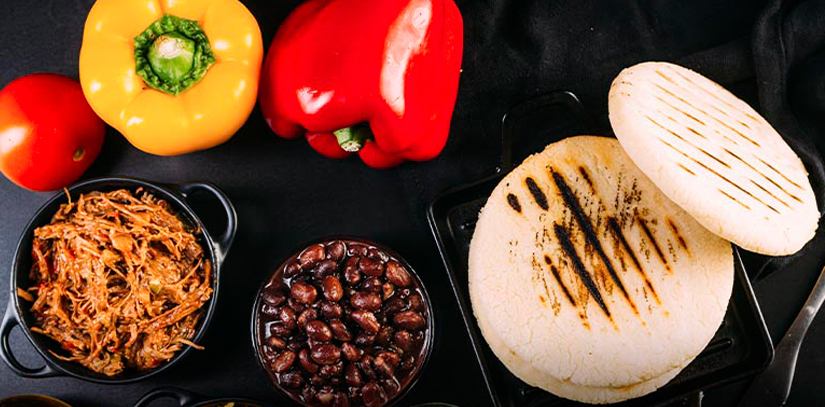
xmin=134 ymin=14 xmax=216 ymax=96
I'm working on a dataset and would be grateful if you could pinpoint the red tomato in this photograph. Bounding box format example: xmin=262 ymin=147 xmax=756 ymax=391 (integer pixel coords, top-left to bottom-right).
xmin=0 ymin=73 xmax=105 ymax=191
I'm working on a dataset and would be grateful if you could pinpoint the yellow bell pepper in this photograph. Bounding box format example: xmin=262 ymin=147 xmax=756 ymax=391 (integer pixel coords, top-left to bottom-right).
xmin=79 ymin=0 xmax=263 ymax=156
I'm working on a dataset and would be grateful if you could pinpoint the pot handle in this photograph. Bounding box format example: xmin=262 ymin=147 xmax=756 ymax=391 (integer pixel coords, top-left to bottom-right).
xmin=133 ymin=387 xmax=204 ymax=407
xmin=0 ymin=300 xmax=61 ymax=378
xmin=500 ymin=90 xmax=589 ymax=172
xmin=177 ymin=182 xmax=238 ymax=263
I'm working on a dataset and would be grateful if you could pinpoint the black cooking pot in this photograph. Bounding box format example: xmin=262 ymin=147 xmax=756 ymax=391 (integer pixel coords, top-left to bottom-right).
xmin=0 ymin=176 xmax=237 ymax=384
xmin=134 ymin=387 xmax=269 ymax=407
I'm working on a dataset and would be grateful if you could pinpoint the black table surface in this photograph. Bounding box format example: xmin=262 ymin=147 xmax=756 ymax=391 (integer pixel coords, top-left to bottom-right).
xmin=1 ymin=0 xmax=825 ymax=406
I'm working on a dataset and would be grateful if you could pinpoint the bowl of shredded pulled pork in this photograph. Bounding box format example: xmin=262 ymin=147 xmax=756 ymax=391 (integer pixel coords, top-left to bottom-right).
xmin=0 ymin=177 xmax=236 ymax=383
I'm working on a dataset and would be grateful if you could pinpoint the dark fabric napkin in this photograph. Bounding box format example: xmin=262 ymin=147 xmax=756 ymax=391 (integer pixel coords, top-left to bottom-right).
xmin=751 ymin=0 xmax=825 ymax=278
xmin=415 ymin=0 xmax=825 ymax=280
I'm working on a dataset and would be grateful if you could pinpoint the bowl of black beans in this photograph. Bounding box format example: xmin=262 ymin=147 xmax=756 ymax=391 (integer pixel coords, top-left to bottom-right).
xmin=252 ymin=237 xmax=434 ymax=407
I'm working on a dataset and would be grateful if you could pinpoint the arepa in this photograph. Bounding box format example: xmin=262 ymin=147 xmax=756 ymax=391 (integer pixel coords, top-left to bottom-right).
xmin=609 ymin=61 xmax=818 ymax=255
xmin=468 ymin=136 xmax=733 ymax=404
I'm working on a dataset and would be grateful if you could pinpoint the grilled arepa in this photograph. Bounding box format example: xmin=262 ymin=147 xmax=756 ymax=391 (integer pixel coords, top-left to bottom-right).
xmin=468 ymin=136 xmax=733 ymax=404
xmin=609 ymin=61 xmax=818 ymax=255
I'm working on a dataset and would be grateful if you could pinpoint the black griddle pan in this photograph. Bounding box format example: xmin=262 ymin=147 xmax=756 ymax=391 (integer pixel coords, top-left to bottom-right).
xmin=427 ymin=91 xmax=774 ymax=407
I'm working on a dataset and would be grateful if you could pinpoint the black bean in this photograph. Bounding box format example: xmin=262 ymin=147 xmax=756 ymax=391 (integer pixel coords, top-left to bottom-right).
xmin=306 ymin=320 xmax=333 ymax=342
xmin=291 ymin=281 xmax=318 ymax=304
xmin=288 ymin=297 xmax=306 ymax=313
xmin=385 ymin=260 xmax=412 ymax=287
xmin=270 ymin=323 xmax=292 ymax=337
xmin=280 ymin=372 xmax=303 ymax=389
xmin=348 ymin=244 xmax=369 ymax=257
xmin=354 ymin=332 xmax=376 ymax=347
xmin=321 ymin=301 xmax=343 ymax=319
xmin=362 ymin=277 xmax=383 ymax=294
xmin=299 ymin=348 xmax=319 ymax=374
xmin=384 ymin=297 xmax=406 ymax=315
xmin=311 ymin=344 xmax=341 ymax=365
xmin=345 ymin=363 xmax=363 ymax=387
xmin=332 ymin=391 xmax=350 ymax=407
xmin=376 ymin=326 xmax=394 ymax=347
xmin=298 ymin=308 xmax=318 ymax=331
xmin=263 ymin=290 xmax=287 ymax=306
xmin=272 ymin=350 xmax=296 ymax=373
xmin=261 ymin=304 xmax=279 ymax=317
xmin=329 ymin=319 xmax=353 ymax=341
xmin=314 ymin=259 xmax=338 ymax=280
xmin=393 ymin=331 xmax=413 ymax=352
xmin=358 ymin=355 xmax=377 ymax=381
xmin=284 ymin=260 xmax=302 ymax=278
xmin=323 ymin=276 xmax=344 ymax=302
xmin=380 ymin=378 xmax=400 ymax=397
xmin=266 ymin=335 xmax=287 ymax=350
xmin=327 ymin=241 xmax=346 ymax=261
xmin=393 ymin=311 xmax=425 ymax=330
xmin=361 ymin=382 xmax=388 ymax=407
xmin=341 ymin=342 xmax=361 ymax=361
xmin=407 ymin=293 xmax=425 ymax=312
xmin=367 ymin=247 xmax=390 ymax=262
xmin=382 ymin=283 xmax=394 ymax=300
xmin=351 ymin=310 xmax=380 ymax=334
xmin=359 ymin=258 xmax=384 ymax=277
xmin=280 ymin=306 xmax=297 ymax=330
xmin=299 ymin=244 xmax=326 ymax=268
xmin=351 ymin=292 xmax=382 ymax=310
xmin=373 ymin=354 xmax=394 ymax=378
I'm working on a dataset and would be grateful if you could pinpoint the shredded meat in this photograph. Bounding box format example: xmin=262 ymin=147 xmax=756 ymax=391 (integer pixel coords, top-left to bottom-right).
xmin=21 ymin=189 xmax=212 ymax=376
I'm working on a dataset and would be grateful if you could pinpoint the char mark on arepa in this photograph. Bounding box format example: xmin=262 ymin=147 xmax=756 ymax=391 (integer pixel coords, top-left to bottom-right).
xmin=666 ymin=219 xmax=690 ymax=254
xmin=507 ymin=193 xmax=522 ymax=213
xmin=655 ymin=137 xmax=780 ymax=214
xmin=635 ymin=217 xmax=671 ymax=274
xmin=578 ymin=166 xmax=595 ymax=192
xmin=653 ymin=68 xmax=762 ymax=147
xmin=553 ymin=223 xmax=610 ymax=317
xmin=607 ymin=217 xmax=660 ymax=304
xmin=550 ymin=169 xmax=638 ymax=315
xmin=525 ymin=177 xmax=549 ymax=210
xmin=544 ymin=255 xmax=577 ymax=307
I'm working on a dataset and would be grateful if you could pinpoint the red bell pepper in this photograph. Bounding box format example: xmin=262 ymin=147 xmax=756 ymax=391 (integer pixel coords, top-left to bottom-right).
xmin=259 ymin=0 xmax=463 ymax=168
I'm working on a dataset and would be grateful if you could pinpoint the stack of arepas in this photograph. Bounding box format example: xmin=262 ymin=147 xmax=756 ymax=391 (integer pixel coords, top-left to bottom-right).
xmin=468 ymin=62 xmax=819 ymax=404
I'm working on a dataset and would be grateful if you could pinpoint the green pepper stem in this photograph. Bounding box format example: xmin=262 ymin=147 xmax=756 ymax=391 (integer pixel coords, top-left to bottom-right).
xmin=148 ymin=33 xmax=196 ymax=84
xmin=134 ymin=14 xmax=216 ymax=96
xmin=334 ymin=124 xmax=373 ymax=152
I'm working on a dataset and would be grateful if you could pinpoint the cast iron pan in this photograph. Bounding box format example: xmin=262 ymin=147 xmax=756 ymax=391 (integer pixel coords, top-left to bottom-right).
xmin=134 ymin=386 xmax=269 ymax=407
xmin=0 ymin=176 xmax=237 ymax=384
xmin=427 ymin=91 xmax=774 ymax=407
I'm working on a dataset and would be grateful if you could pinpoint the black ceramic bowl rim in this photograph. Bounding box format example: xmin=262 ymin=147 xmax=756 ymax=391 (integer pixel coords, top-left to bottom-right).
xmin=250 ymin=235 xmax=436 ymax=407
xmin=133 ymin=386 xmax=270 ymax=407
xmin=0 ymin=176 xmax=236 ymax=384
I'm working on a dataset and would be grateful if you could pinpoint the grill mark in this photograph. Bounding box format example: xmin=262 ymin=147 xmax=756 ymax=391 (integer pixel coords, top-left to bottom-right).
xmin=654 ymin=71 xmax=762 ymax=147
xmin=579 ymin=166 xmax=595 ymax=193
xmin=666 ymin=219 xmax=691 ymax=255
xmin=750 ymin=180 xmax=790 ymax=208
xmin=677 ymin=163 xmax=696 ymax=176
xmin=507 ymin=193 xmax=522 ymax=213
xmin=551 ymin=170 xmax=638 ymax=315
xmin=525 ymin=177 xmax=549 ymax=210
xmin=553 ymin=223 xmax=611 ymax=318
xmin=607 ymin=217 xmax=660 ymax=304
xmin=657 ymin=138 xmax=780 ymax=214
xmin=664 ymin=68 xmax=762 ymax=124
xmin=685 ymin=126 xmax=707 ymax=140
xmin=723 ymin=149 xmax=802 ymax=203
xmin=545 ymin=255 xmax=576 ymax=306
xmin=652 ymin=93 xmax=706 ymax=126
xmin=757 ymin=157 xmax=805 ymax=191
xmin=718 ymin=188 xmax=751 ymax=210
xmin=647 ymin=116 xmax=731 ymax=169
xmin=636 ymin=217 xmax=671 ymax=273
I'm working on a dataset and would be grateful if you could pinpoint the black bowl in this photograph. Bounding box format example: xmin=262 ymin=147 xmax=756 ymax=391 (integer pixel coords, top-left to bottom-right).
xmin=133 ymin=387 xmax=270 ymax=407
xmin=251 ymin=236 xmax=436 ymax=407
xmin=0 ymin=176 xmax=237 ymax=384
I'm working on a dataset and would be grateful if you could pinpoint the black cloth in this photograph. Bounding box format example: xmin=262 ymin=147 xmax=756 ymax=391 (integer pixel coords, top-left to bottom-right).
xmin=751 ymin=0 xmax=825 ymax=277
